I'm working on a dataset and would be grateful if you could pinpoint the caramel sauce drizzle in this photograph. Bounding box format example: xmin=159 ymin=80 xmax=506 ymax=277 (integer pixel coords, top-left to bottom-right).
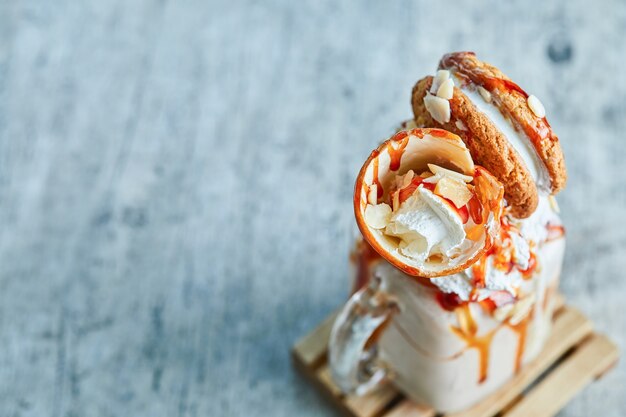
xmin=350 ymin=239 xmax=383 ymax=294
xmin=445 ymin=299 xmax=533 ymax=383
xmin=506 ymin=314 xmax=532 ymax=373
xmin=450 ymin=304 xmax=497 ymax=383
xmin=386 ymin=132 xmax=410 ymax=172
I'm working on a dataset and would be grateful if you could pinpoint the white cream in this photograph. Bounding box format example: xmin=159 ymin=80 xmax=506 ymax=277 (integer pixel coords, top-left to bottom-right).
xmin=432 ymin=259 xmax=523 ymax=302
xmin=515 ymin=196 xmax=561 ymax=245
xmin=482 ymin=257 xmax=523 ymax=295
xmin=453 ymin=75 xmax=551 ymax=194
xmin=509 ymin=230 xmax=530 ymax=270
xmin=430 ymin=196 xmax=561 ymax=300
xmin=431 ymin=271 xmax=474 ymax=301
xmin=385 ymin=187 xmax=465 ymax=261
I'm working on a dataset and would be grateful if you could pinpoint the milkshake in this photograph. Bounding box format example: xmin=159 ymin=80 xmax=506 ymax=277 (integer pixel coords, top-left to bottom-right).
xmin=329 ymin=52 xmax=567 ymax=412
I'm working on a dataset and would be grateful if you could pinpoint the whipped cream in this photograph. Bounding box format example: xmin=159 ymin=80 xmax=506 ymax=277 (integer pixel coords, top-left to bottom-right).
xmin=385 ymin=187 xmax=465 ymax=262
xmin=433 ymin=255 xmax=525 ymax=302
xmin=430 ymin=195 xmax=560 ymax=300
xmin=514 ymin=196 xmax=561 ymax=245
xmin=431 ymin=271 xmax=474 ymax=300
xmin=452 ymin=75 xmax=552 ymax=195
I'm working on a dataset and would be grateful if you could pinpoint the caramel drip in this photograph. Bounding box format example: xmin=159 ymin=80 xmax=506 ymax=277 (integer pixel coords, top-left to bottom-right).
xmin=387 ymin=131 xmax=410 ymax=171
xmin=350 ymin=239 xmax=383 ymax=294
xmin=506 ymin=314 xmax=532 ymax=373
xmin=450 ymin=304 xmax=497 ymax=384
xmin=372 ymin=157 xmax=382 ymax=200
xmin=471 ymin=255 xmax=489 ymax=289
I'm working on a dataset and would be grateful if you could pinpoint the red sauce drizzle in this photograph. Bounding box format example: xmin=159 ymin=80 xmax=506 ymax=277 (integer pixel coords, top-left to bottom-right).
xmin=436 ymin=292 xmax=465 ymax=312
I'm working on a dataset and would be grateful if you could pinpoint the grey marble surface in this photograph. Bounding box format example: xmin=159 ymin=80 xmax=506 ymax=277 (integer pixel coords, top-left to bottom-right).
xmin=0 ymin=0 xmax=624 ymax=416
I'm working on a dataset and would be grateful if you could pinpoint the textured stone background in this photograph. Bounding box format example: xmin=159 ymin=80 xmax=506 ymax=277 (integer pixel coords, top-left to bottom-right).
xmin=0 ymin=0 xmax=624 ymax=416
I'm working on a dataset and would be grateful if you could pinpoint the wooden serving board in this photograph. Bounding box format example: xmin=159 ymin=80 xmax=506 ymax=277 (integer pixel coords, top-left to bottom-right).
xmin=292 ymin=295 xmax=619 ymax=417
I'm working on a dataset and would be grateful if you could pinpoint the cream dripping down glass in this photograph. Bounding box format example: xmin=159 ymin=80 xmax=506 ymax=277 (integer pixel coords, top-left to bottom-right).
xmin=329 ymin=128 xmax=565 ymax=412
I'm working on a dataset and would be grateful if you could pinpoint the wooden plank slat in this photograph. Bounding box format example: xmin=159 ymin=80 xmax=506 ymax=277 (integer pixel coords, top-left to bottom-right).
xmin=315 ymin=364 xmax=400 ymax=417
xmin=504 ymin=334 xmax=619 ymax=417
xmin=383 ymin=399 xmax=436 ymax=417
xmin=292 ymin=310 xmax=339 ymax=370
xmin=447 ymin=305 xmax=593 ymax=417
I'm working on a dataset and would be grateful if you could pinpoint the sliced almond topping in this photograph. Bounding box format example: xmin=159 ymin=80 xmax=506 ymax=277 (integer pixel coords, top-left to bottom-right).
xmin=477 ymin=86 xmax=491 ymax=103
xmin=430 ymin=69 xmax=451 ymax=94
xmin=392 ymin=191 xmax=400 ymax=212
xmin=527 ymin=95 xmax=546 ymax=118
xmin=368 ymin=184 xmax=378 ymax=205
xmin=455 ymin=119 xmax=467 ymax=131
xmin=364 ymin=203 xmax=392 ymax=229
xmin=435 ymin=177 xmax=473 ymax=208
xmin=493 ymin=303 xmax=514 ymax=322
xmin=423 ymin=94 xmax=451 ymax=124
xmin=436 ymin=78 xmax=454 ymax=100
xmin=428 ymin=164 xmax=473 ymax=182
xmin=548 ymin=195 xmax=560 ymax=213
xmin=422 ymin=175 xmax=440 ymax=184
xmin=401 ymin=170 xmax=415 ymax=188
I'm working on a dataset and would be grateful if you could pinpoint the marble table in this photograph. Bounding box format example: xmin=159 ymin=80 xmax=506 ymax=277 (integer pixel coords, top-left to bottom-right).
xmin=0 ymin=0 xmax=624 ymax=416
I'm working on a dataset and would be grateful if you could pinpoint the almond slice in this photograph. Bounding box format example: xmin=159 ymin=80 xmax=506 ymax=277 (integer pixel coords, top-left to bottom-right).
xmin=434 ymin=176 xmax=473 ymax=208
xmin=423 ymin=94 xmax=451 ymax=124
xmin=509 ymin=294 xmax=536 ymax=325
xmin=392 ymin=191 xmax=400 ymax=212
xmin=427 ymin=164 xmax=473 ymax=183
xmin=368 ymin=184 xmax=378 ymax=205
xmin=364 ymin=203 xmax=392 ymax=229
xmin=430 ymin=69 xmax=451 ymax=94
xmin=493 ymin=303 xmax=514 ymax=322
xmin=527 ymin=95 xmax=546 ymax=118
xmin=401 ymin=170 xmax=415 ymax=188
xmin=436 ymin=78 xmax=454 ymax=100
xmin=422 ymin=173 xmax=442 ymax=184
